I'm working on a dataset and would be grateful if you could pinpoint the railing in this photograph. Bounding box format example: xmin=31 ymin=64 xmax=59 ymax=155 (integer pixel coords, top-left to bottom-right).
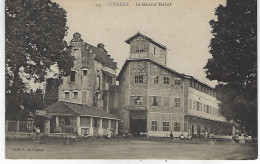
xmin=61 ymin=126 xmax=76 ymax=134
xmin=6 ymin=120 xmax=34 ymax=133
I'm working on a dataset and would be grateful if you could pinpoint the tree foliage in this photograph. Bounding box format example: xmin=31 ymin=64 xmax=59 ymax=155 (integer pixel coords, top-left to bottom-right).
xmin=6 ymin=0 xmax=74 ymax=120
xmin=205 ymin=0 xmax=257 ymax=135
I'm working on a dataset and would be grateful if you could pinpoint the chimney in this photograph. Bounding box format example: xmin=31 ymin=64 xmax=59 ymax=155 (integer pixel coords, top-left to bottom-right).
xmin=113 ymin=61 xmax=117 ymax=67
xmin=72 ymin=32 xmax=82 ymax=42
xmin=97 ymin=43 xmax=107 ymax=54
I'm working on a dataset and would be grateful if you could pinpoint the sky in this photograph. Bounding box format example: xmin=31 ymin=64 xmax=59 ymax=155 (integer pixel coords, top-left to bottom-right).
xmin=51 ymin=0 xmax=226 ymax=87
xmin=25 ymin=0 xmax=227 ymax=90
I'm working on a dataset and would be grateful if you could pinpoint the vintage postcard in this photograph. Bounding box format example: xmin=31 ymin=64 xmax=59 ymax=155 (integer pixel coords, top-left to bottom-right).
xmin=4 ymin=0 xmax=257 ymax=160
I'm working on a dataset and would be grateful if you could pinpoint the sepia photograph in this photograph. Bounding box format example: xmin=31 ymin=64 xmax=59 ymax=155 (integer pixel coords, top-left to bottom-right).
xmin=4 ymin=0 xmax=257 ymax=160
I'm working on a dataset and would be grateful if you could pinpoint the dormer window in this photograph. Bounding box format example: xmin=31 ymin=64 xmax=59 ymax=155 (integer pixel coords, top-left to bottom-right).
xmin=63 ymin=91 xmax=70 ymax=100
xmin=73 ymin=91 xmax=79 ymax=99
xmin=82 ymin=68 xmax=89 ymax=76
xmin=73 ymin=47 xmax=79 ymax=51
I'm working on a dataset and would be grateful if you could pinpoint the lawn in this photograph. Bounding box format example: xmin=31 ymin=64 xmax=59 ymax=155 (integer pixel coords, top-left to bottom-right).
xmin=5 ymin=137 xmax=258 ymax=160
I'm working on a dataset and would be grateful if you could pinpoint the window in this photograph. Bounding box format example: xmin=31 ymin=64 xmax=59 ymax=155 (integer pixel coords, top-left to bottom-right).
xmin=152 ymin=96 xmax=158 ymax=106
xmin=154 ymin=76 xmax=159 ymax=84
xmin=64 ymin=92 xmax=69 ymax=100
xmin=82 ymin=69 xmax=88 ymax=76
xmin=163 ymin=97 xmax=169 ymax=107
xmin=175 ymin=98 xmax=181 ymax=107
xmin=174 ymin=122 xmax=180 ymax=131
xmin=163 ymin=122 xmax=169 ymax=131
xmin=80 ymin=117 xmax=90 ymax=127
xmin=163 ymin=76 xmax=170 ymax=84
xmin=136 ymin=49 xmax=144 ymax=53
xmin=134 ymin=75 xmax=143 ymax=83
xmin=189 ymin=99 xmax=192 ymax=109
xmin=135 ymin=96 xmax=142 ymax=105
xmin=70 ymin=71 xmax=76 ymax=82
xmin=206 ymin=105 xmax=209 ymax=113
xmin=175 ymin=78 xmax=181 ymax=85
xmin=151 ymin=121 xmax=157 ymax=131
xmin=196 ymin=101 xmax=200 ymax=111
xmin=73 ymin=91 xmax=78 ymax=99
xmin=154 ymin=47 xmax=156 ymax=55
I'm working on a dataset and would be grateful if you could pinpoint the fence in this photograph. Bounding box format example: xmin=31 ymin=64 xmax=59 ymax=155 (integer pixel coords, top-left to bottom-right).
xmin=6 ymin=120 xmax=34 ymax=133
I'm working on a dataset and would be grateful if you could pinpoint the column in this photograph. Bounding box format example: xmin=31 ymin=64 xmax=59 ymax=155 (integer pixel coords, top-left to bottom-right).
xmin=44 ymin=119 xmax=50 ymax=134
xmin=17 ymin=120 xmax=19 ymax=132
xmin=108 ymin=120 xmax=111 ymax=130
xmin=99 ymin=118 xmax=103 ymax=135
xmin=56 ymin=116 xmax=60 ymax=133
xmin=76 ymin=116 xmax=81 ymax=135
xmin=89 ymin=117 xmax=93 ymax=136
xmin=56 ymin=116 xmax=59 ymax=127
xmin=115 ymin=120 xmax=118 ymax=135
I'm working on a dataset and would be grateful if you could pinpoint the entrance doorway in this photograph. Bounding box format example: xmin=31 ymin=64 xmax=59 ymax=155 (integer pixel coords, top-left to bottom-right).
xmin=129 ymin=110 xmax=147 ymax=136
xmin=130 ymin=119 xmax=147 ymax=136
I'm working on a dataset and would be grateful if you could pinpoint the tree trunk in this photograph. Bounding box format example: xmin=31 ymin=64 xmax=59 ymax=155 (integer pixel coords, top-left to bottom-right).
xmin=6 ymin=66 xmax=20 ymax=120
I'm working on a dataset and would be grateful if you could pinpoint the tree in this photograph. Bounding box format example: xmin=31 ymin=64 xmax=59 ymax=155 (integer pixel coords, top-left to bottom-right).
xmin=204 ymin=0 xmax=257 ymax=136
xmin=6 ymin=0 xmax=74 ymax=120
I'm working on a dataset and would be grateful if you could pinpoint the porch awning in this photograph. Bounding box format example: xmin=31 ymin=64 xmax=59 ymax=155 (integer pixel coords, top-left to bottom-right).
xmin=124 ymin=106 xmax=147 ymax=111
xmin=185 ymin=113 xmax=229 ymax=123
xmin=44 ymin=101 xmax=120 ymax=120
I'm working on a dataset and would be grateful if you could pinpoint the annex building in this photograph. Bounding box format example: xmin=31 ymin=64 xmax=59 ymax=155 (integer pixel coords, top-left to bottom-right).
xmin=116 ymin=32 xmax=232 ymax=138
xmin=44 ymin=32 xmax=120 ymax=136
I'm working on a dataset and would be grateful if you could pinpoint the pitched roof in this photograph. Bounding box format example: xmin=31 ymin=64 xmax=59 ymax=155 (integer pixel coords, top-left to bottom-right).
xmin=125 ymin=32 xmax=167 ymax=50
xmin=70 ymin=32 xmax=117 ymax=69
xmin=89 ymin=44 xmax=118 ymax=69
xmin=117 ymin=58 xmax=215 ymax=89
xmin=44 ymin=101 xmax=79 ymax=116
xmin=117 ymin=58 xmax=186 ymax=81
xmin=44 ymin=101 xmax=120 ymax=120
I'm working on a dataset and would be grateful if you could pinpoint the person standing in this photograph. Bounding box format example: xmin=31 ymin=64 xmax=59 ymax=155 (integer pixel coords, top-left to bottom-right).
xmin=170 ymin=131 xmax=173 ymax=142
xmin=107 ymin=129 xmax=112 ymax=139
xmin=34 ymin=126 xmax=40 ymax=140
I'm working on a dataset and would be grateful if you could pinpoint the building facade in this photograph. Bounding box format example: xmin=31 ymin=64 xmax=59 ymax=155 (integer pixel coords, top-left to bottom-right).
xmin=44 ymin=32 xmax=120 ymax=136
xmin=116 ymin=32 xmax=232 ymax=137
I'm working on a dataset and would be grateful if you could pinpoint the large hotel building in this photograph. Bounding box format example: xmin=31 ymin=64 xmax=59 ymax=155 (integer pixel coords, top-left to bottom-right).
xmin=44 ymin=32 xmax=232 ymax=138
